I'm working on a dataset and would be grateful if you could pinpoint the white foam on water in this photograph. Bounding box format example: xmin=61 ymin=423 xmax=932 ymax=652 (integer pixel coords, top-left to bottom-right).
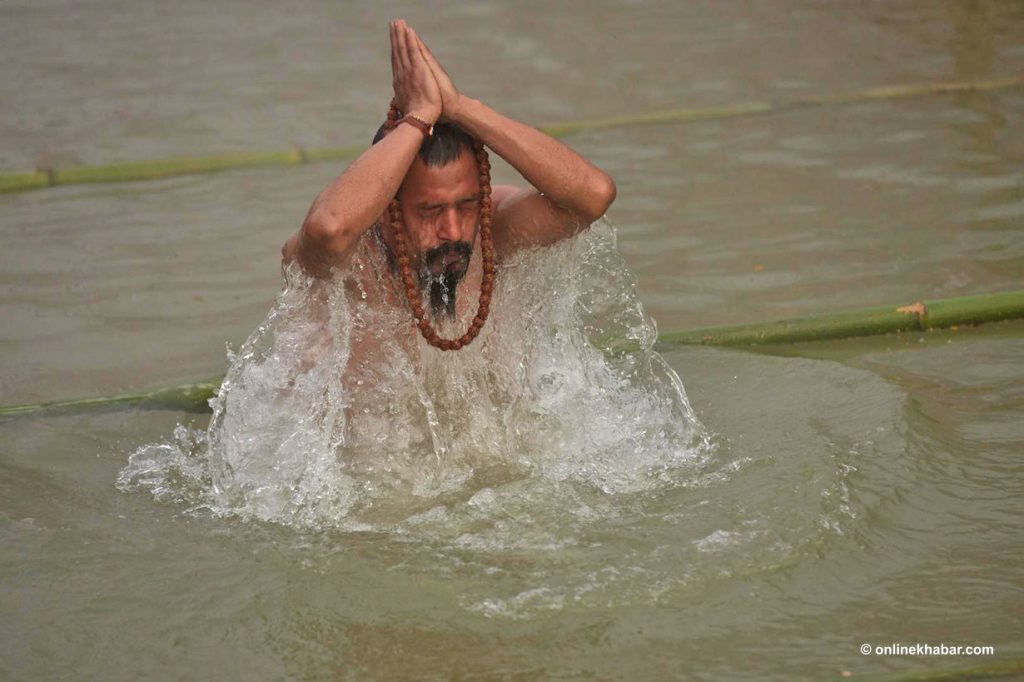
xmin=119 ymin=219 xmax=711 ymax=531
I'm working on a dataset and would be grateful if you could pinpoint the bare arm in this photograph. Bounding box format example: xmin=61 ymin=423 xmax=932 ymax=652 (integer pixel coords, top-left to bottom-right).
xmin=282 ymin=21 xmax=441 ymax=277
xmin=282 ymin=122 xmax=426 ymax=277
xmin=414 ymin=31 xmax=616 ymax=256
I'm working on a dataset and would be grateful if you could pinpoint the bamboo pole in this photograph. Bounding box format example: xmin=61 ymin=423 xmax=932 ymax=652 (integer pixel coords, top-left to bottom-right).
xmin=655 ymin=291 xmax=1024 ymax=349
xmin=1 ymin=290 xmax=1022 ymax=418
xmin=0 ymin=146 xmax=366 ymax=194
xmin=1 ymin=75 xmax=1021 ymax=194
xmin=0 ymin=377 xmax=222 ymax=418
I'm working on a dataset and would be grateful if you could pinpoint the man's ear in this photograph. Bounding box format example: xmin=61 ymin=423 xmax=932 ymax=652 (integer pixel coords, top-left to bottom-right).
xmin=378 ymin=209 xmax=399 ymax=253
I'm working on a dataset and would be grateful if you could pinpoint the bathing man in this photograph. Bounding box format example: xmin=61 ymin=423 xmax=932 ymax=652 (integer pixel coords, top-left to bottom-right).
xmin=280 ymin=20 xmax=616 ymax=348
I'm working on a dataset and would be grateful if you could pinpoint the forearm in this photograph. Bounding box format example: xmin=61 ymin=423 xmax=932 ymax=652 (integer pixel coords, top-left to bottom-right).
xmin=450 ymin=97 xmax=616 ymax=222
xmin=302 ymin=122 xmax=425 ymax=253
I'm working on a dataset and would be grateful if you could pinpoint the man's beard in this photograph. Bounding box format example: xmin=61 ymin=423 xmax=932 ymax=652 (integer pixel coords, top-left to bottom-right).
xmin=420 ymin=241 xmax=473 ymax=318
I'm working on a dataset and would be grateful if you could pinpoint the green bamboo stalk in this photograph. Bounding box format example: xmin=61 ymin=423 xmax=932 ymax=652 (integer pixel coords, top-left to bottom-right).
xmin=55 ymin=149 xmax=305 ymax=185
xmin=847 ymin=657 xmax=1024 ymax=682
xmin=0 ymin=171 xmax=51 ymax=193
xmin=923 ymin=290 xmax=1024 ymax=329
xmin=657 ymin=302 xmax=922 ymax=348
xmin=1 ymin=76 xmax=1021 ymax=194
xmin=16 ymin=146 xmax=364 ymax=191
xmin=655 ymin=290 xmax=1024 ymax=349
xmin=0 ymin=377 xmax=221 ymax=418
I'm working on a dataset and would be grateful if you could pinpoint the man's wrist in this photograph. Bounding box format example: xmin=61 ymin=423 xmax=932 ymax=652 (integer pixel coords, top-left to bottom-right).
xmin=406 ymin=107 xmax=440 ymax=126
xmin=399 ymin=114 xmax=434 ymax=140
xmin=448 ymin=95 xmax=481 ymax=130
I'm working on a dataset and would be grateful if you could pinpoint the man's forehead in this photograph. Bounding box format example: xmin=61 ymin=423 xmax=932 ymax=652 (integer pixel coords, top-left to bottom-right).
xmin=401 ymin=153 xmax=480 ymax=203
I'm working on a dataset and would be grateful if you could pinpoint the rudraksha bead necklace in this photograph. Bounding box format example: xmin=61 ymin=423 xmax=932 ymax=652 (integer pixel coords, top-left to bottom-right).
xmin=383 ymin=102 xmax=495 ymax=351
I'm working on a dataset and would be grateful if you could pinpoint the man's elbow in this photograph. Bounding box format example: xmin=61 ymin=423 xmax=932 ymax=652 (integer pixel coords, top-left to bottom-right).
xmin=302 ymin=203 xmax=351 ymax=252
xmin=281 ymin=232 xmax=299 ymax=263
xmin=581 ymin=173 xmax=617 ymax=224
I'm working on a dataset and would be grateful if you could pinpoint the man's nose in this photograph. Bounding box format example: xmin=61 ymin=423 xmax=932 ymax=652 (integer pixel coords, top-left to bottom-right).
xmin=437 ymin=207 xmax=461 ymax=241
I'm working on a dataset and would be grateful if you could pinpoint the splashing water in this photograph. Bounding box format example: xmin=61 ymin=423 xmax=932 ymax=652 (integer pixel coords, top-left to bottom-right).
xmin=116 ymin=219 xmax=900 ymax=619
xmin=119 ymin=220 xmax=710 ymax=530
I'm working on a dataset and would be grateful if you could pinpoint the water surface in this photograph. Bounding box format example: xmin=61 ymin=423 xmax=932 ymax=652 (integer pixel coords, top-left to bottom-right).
xmin=2 ymin=1 xmax=1023 ymax=679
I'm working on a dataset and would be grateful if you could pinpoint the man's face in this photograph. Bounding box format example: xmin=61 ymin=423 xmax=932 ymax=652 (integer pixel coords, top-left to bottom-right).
xmin=395 ymin=151 xmax=482 ymax=284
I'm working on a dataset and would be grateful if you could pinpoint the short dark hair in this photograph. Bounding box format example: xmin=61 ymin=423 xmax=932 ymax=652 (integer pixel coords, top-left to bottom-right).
xmin=372 ymin=121 xmax=475 ymax=166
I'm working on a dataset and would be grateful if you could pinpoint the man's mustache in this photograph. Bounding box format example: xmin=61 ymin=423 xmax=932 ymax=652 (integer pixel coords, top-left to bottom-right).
xmin=418 ymin=241 xmax=473 ymax=318
xmin=423 ymin=241 xmax=472 ymax=274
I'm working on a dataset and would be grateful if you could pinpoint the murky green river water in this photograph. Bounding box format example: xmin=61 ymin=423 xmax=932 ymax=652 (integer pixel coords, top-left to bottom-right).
xmin=2 ymin=1 xmax=1023 ymax=680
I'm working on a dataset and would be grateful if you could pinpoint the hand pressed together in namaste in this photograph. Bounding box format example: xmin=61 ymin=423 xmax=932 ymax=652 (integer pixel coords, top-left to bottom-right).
xmin=281 ymin=19 xmax=617 ymax=350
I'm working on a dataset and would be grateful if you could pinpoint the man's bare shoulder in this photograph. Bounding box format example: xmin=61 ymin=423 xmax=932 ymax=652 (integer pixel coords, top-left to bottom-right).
xmin=490 ymin=183 xmax=590 ymax=257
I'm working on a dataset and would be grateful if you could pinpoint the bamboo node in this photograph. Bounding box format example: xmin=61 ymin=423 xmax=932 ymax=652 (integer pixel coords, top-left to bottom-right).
xmin=36 ymin=154 xmax=56 ymax=187
xmin=896 ymin=301 xmax=927 ymax=320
